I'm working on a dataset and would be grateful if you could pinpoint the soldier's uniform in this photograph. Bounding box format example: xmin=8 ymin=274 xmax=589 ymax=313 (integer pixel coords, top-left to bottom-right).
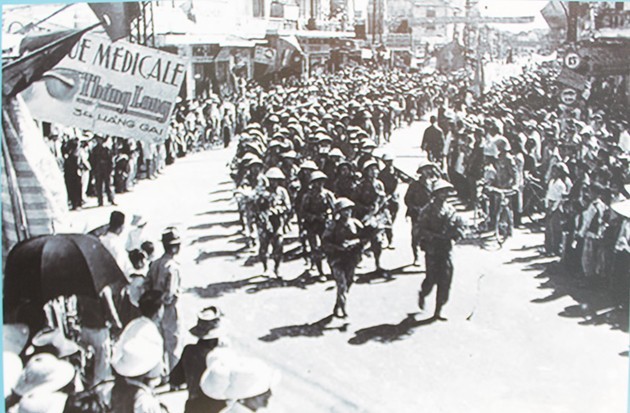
xmin=353 ymin=160 xmax=388 ymax=272
xmin=255 ymin=168 xmax=291 ymax=276
xmin=404 ymin=162 xmax=439 ymax=264
xmin=378 ymin=159 xmax=400 ymax=247
xmin=235 ymin=159 xmax=263 ymax=246
xmin=294 ymin=161 xmax=318 ymax=260
xmin=299 ymin=171 xmax=336 ymax=276
xmin=322 ymin=198 xmax=365 ymax=318
xmin=417 ymin=180 xmax=465 ymax=320
xmin=145 ymin=228 xmax=183 ymax=373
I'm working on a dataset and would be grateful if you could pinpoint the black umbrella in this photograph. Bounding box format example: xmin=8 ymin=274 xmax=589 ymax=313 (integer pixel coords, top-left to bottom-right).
xmin=3 ymin=234 xmax=127 ymax=310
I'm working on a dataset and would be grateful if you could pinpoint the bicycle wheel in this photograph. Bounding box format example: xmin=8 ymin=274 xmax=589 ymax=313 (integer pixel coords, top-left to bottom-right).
xmin=495 ymin=207 xmax=512 ymax=246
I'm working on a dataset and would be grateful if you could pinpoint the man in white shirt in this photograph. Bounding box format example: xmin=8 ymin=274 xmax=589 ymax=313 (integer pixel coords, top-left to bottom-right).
xmin=101 ymin=211 xmax=131 ymax=279
xmin=544 ymin=163 xmax=572 ymax=256
xmin=618 ymin=121 xmax=630 ymax=154
xmin=126 ymin=214 xmax=148 ymax=253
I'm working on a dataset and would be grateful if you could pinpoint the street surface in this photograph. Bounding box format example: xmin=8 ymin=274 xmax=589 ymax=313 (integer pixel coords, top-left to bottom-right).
xmin=70 ymin=117 xmax=629 ymax=413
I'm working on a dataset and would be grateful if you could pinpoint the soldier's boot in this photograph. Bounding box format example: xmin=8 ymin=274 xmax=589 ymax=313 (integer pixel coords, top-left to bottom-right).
xmin=333 ymin=303 xmax=347 ymax=319
xmin=333 ymin=304 xmax=341 ymax=318
xmin=315 ymin=261 xmax=325 ymax=279
xmin=412 ymin=246 xmax=420 ymax=266
xmin=418 ymin=292 xmax=425 ymax=310
xmin=273 ymin=260 xmax=282 ymax=280
xmin=374 ymin=255 xmax=383 ymax=274
xmin=434 ymin=302 xmax=447 ymax=321
xmin=301 ymin=241 xmax=310 ymax=265
xmin=385 ymin=229 xmax=394 ymax=249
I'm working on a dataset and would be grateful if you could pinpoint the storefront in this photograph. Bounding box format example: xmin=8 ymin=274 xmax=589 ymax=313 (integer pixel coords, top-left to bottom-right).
xmin=158 ymin=34 xmax=260 ymax=99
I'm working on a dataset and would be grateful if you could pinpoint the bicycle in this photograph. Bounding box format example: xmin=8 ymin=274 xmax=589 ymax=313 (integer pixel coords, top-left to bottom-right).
xmin=522 ymin=173 xmax=545 ymax=223
xmin=470 ymin=185 xmax=516 ymax=247
xmin=488 ymin=187 xmax=517 ymax=246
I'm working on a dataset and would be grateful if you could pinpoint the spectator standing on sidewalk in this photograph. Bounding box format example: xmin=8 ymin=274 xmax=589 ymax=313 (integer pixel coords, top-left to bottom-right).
xmin=145 ymin=227 xmax=183 ymax=374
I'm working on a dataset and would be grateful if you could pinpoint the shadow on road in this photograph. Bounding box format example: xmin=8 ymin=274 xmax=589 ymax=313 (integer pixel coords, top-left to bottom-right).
xmin=186 ymin=276 xmax=259 ymax=299
xmin=188 ymin=220 xmax=241 ymax=231
xmin=191 ymin=231 xmax=240 ymax=244
xmin=348 ymin=313 xmax=436 ymax=345
xmin=508 ymin=254 xmax=629 ymax=333
xmin=186 ymin=271 xmax=327 ymax=299
xmin=355 ymin=265 xmax=423 ymax=284
xmin=211 ymin=196 xmax=234 ymax=203
xmin=259 ymin=315 xmax=349 ymax=342
xmin=511 ymin=244 xmax=543 ymax=252
xmin=195 ymin=209 xmax=238 ymax=216
xmin=194 ymin=245 xmax=250 ymax=264
xmin=209 ymin=188 xmax=233 ymax=195
xmin=458 ymin=232 xmax=501 ymax=250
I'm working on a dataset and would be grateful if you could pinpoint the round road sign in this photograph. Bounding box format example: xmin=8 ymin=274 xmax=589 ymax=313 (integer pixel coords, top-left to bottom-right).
xmin=560 ymin=88 xmax=578 ymax=105
xmin=564 ymin=53 xmax=581 ymax=70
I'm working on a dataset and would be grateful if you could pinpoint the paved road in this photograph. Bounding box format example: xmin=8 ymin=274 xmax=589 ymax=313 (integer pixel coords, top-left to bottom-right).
xmin=71 ymin=117 xmax=629 ymax=413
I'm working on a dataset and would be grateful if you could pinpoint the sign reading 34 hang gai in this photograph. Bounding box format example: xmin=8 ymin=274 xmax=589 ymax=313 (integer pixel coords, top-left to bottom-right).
xmin=21 ymin=33 xmax=186 ymax=143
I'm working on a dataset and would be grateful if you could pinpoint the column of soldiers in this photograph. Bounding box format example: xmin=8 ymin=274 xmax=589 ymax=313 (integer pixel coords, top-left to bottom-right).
xmin=229 ymin=67 xmax=468 ymax=319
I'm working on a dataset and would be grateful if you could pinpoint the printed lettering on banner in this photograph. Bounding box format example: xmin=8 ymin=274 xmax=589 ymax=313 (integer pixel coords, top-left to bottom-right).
xmin=21 ymin=33 xmax=186 ymax=144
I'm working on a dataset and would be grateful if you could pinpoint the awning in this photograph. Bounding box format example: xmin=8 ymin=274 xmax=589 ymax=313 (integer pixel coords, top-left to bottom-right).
xmin=221 ymin=36 xmax=258 ymax=48
xmin=593 ymin=28 xmax=630 ymax=40
xmin=275 ymin=29 xmax=355 ymax=39
xmin=279 ymin=35 xmax=303 ymax=55
xmin=159 ymin=33 xmax=259 ymax=48
xmin=214 ymin=48 xmax=232 ymax=61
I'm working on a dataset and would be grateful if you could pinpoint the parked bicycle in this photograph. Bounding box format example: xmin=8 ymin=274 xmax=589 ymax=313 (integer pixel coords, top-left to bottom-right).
xmin=522 ymin=173 xmax=545 ymax=223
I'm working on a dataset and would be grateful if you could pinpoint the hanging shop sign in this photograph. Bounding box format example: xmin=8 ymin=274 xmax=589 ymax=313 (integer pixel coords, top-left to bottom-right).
xmin=21 ymin=33 xmax=186 ymax=143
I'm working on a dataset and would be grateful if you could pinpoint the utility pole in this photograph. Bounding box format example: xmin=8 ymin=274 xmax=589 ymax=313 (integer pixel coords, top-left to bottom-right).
xmin=567 ymin=1 xmax=579 ymax=43
xmin=129 ymin=1 xmax=155 ymax=47
xmin=308 ymin=0 xmax=316 ymax=30
xmin=372 ymin=0 xmax=376 ymax=44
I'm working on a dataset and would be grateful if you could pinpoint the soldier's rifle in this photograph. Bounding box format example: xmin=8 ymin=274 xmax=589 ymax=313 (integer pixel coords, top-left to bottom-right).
xmin=361 ymin=194 xmax=394 ymax=228
xmin=371 ymin=153 xmax=415 ymax=184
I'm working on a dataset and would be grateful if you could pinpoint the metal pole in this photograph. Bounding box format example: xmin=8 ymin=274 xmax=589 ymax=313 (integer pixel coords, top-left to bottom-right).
xmin=567 ymin=1 xmax=579 ymax=43
xmin=15 ymin=3 xmax=74 ymax=34
xmin=372 ymin=0 xmax=376 ymax=44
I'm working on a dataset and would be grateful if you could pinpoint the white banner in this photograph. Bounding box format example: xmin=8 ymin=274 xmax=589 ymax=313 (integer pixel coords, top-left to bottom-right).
xmin=21 ymin=33 xmax=186 ymax=143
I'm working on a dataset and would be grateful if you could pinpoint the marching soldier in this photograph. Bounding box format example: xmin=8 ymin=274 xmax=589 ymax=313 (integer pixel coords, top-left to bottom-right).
xmin=378 ymin=154 xmax=400 ymax=248
xmin=332 ymin=160 xmax=357 ymax=200
xmin=295 ymin=160 xmax=318 ymax=261
xmin=322 ymin=147 xmax=345 ymax=188
xmin=353 ymin=159 xmax=388 ymax=274
xmin=322 ymin=198 xmax=365 ymax=318
xmin=404 ymin=161 xmax=440 ymax=265
xmin=299 ymin=171 xmax=336 ymax=278
xmin=417 ymin=180 xmax=465 ymax=321
xmin=355 ymin=139 xmax=377 ymax=171
xmin=255 ymin=168 xmax=291 ymax=277
xmin=235 ymin=157 xmax=264 ymax=247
